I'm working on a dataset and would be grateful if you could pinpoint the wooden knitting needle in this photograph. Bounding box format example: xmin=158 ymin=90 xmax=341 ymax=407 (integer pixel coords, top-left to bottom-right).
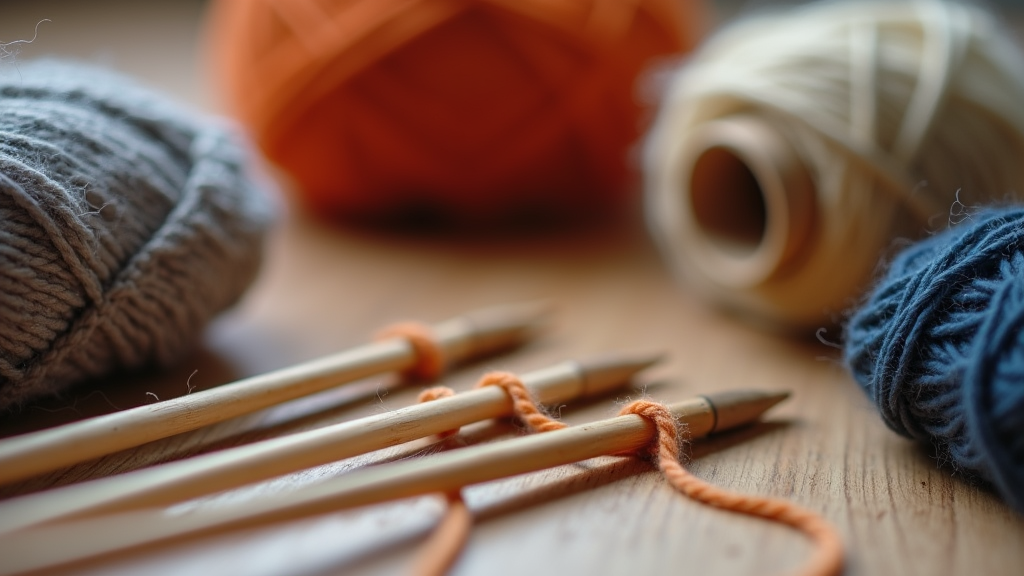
xmin=0 ymin=302 xmax=546 ymax=486
xmin=0 ymin=354 xmax=659 ymax=534
xmin=0 ymin=390 xmax=788 ymax=575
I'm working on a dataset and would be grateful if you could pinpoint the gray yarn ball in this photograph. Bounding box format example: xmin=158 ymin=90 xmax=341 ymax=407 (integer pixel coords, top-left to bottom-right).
xmin=0 ymin=61 xmax=274 ymax=411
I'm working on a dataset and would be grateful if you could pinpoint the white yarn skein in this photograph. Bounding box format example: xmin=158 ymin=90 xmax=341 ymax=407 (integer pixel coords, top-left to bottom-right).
xmin=644 ymin=0 xmax=1024 ymax=330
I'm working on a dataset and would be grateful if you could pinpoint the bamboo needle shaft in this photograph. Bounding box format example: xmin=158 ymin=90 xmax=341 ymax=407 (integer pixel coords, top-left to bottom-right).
xmin=0 ymin=302 xmax=545 ymax=486
xmin=0 ymin=390 xmax=788 ymax=576
xmin=0 ymin=355 xmax=657 ymax=533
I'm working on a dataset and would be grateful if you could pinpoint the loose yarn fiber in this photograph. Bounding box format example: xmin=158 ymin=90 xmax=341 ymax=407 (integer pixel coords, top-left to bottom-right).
xmin=207 ymin=0 xmax=704 ymax=226
xmin=0 ymin=61 xmax=273 ymax=411
xmin=645 ymin=0 xmax=1024 ymax=330
xmin=845 ymin=208 xmax=1024 ymax=513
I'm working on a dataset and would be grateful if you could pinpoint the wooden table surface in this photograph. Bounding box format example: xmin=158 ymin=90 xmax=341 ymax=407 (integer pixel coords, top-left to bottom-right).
xmin=2 ymin=2 xmax=1023 ymax=575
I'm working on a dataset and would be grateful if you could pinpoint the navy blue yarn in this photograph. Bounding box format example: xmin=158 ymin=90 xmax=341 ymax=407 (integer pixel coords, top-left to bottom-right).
xmin=845 ymin=208 xmax=1024 ymax=513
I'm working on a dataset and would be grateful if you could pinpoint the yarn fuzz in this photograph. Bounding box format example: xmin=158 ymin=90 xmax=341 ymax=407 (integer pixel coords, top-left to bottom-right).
xmin=0 ymin=61 xmax=273 ymax=411
xmin=845 ymin=208 xmax=1024 ymax=513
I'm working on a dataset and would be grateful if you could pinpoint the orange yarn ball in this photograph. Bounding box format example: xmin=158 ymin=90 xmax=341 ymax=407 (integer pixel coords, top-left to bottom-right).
xmin=208 ymin=0 xmax=702 ymax=226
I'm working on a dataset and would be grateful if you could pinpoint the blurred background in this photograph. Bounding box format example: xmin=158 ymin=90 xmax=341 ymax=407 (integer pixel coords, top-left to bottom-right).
xmin=1 ymin=0 xmax=1019 ymax=111
xmin=2 ymin=0 xmax=1020 ymax=232
xmin=1 ymin=0 xmax=1018 ymax=109
xmin=3 ymin=3 xmax=1024 ymax=575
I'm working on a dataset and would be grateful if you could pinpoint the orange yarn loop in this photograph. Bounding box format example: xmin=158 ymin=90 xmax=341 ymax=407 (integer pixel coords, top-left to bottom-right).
xmin=208 ymin=0 xmax=706 ymax=225
xmin=415 ymin=371 xmax=566 ymax=444
xmin=619 ymin=400 xmax=845 ymax=576
xmin=416 ymin=396 xmax=844 ymax=576
xmin=417 ymin=386 xmax=457 ymax=403
xmin=376 ymin=322 xmax=445 ymax=381
xmin=418 ymin=386 xmax=460 ymax=439
xmin=413 ymin=370 xmax=567 ymax=575
xmin=475 ymin=371 xmax=567 ymax=433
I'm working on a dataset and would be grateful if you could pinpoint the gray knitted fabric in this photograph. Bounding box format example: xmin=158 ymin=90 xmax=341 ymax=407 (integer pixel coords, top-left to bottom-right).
xmin=0 ymin=61 xmax=274 ymax=411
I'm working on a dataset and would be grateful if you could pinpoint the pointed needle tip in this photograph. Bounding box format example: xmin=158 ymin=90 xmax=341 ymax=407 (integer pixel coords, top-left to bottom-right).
xmin=623 ymin=352 xmax=667 ymax=375
xmin=578 ymin=351 xmax=667 ymax=396
xmin=445 ymin=301 xmax=555 ymax=362
xmin=708 ymin=389 xmax=792 ymax=433
xmin=755 ymin=390 xmax=791 ymax=410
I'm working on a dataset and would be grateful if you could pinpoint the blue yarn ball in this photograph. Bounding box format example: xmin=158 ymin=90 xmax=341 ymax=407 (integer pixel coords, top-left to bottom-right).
xmin=845 ymin=208 xmax=1024 ymax=513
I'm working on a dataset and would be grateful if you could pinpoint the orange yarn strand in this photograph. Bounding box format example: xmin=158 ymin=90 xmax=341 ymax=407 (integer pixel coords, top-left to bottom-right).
xmin=376 ymin=322 xmax=445 ymax=381
xmin=414 ymin=390 xmax=840 ymax=575
xmin=474 ymin=371 xmax=567 ymax=433
xmin=412 ymin=492 xmax=473 ymax=576
xmin=413 ymin=370 xmax=568 ymax=575
xmin=417 ymin=386 xmax=459 ymax=439
xmin=417 ymin=386 xmax=456 ymax=403
xmin=619 ymin=400 xmax=844 ymax=576
xmin=413 ymin=386 xmax=468 ymax=574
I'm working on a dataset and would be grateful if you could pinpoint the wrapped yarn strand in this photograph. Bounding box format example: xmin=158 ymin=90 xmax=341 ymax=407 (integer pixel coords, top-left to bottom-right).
xmin=845 ymin=208 xmax=1024 ymax=513
xmin=645 ymin=0 xmax=1024 ymax=329
xmin=0 ymin=60 xmax=273 ymax=410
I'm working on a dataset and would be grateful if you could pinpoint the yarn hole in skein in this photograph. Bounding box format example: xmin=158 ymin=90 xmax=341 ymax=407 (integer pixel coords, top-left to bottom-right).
xmin=644 ymin=0 xmax=1024 ymax=330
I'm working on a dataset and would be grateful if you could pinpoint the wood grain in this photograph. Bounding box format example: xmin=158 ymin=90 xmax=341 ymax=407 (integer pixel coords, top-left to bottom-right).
xmin=1 ymin=2 xmax=1023 ymax=575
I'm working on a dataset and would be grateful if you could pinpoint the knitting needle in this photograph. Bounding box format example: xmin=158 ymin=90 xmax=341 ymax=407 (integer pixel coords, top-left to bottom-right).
xmin=0 ymin=302 xmax=546 ymax=486
xmin=0 ymin=390 xmax=787 ymax=575
xmin=0 ymin=353 xmax=659 ymax=534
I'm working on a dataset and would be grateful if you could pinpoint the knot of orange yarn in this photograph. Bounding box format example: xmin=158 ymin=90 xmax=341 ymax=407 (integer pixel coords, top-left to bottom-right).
xmin=413 ymin=370 xmax=569 ymax=576
xmin=618 ymin=399 xmax=844 ymax=576
xmin=376 ymin=322 xmax=445 ymax=381
xmin=475 ymin=371 xmax=566 ymax=433
xmin=616 ymin=399 xmax=682 ymax=461
xmin=416 ymin=371 xmax=566 ymax=440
